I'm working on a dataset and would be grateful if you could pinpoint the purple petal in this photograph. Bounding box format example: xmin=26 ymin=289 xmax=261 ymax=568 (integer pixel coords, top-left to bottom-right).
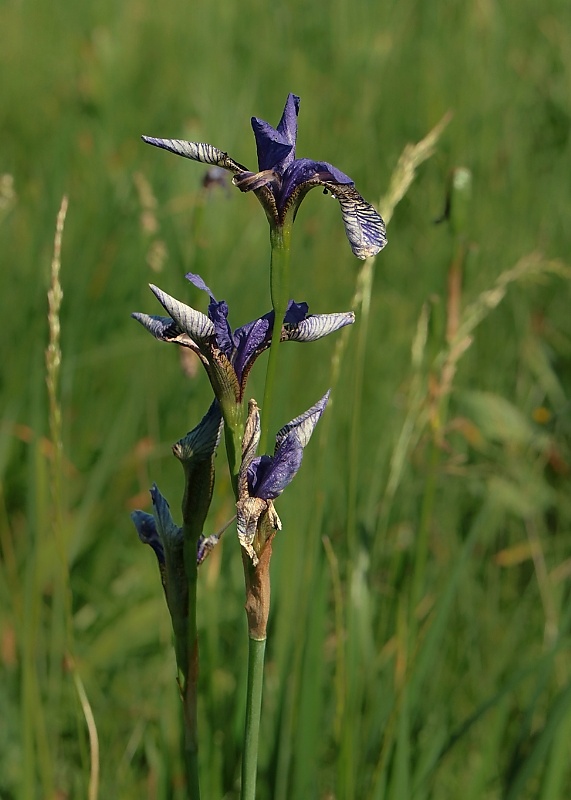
xmin=251 ymin=94 xmax=300 ymax=173
xmin=150 ymin=484 xmax=181 ymax=541
xmin=131 ymin=509 xmax=165 ymax=565
xmin=284 ymin=300 xmax=309 ymax=324
xmin=280 ymin=158 xmax=353 ymax=208
xmin=276 ymin=94 xmax=300 ymax=148
xmin=251 ymin=122 xmax=293 ymax=173
xmin=248 ymin=434 xmax=304 ymax=500
xmin=186 ymin=272 xmax=215 ymax=298
xmin=233 ymin=314 xmax=273 ymax=383
xmin=208 ymin=299 xmax=234 ymax=357
xmin=185 ymin=273 xmax=234 ymax=356
xmin=231 ymin=300 xmax=308 ymax=388
xmin=247 ymin=391 xmax=330 ymax=500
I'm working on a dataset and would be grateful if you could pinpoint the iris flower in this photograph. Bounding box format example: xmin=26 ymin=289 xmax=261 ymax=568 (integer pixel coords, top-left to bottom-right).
xmin=236 ymin=392 xmax=329 ymax=564
xmin=143 ymin=93 xmax=387 ymax=260
xmin=132 ymin=272 xmax=354 ymax=405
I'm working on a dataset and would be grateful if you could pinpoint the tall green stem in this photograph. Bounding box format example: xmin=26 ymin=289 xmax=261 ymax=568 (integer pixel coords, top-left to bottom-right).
xmin=241 ymin=637 xmax=267 ymax=800
xmin=261 ymin=224 xmax=292 ymax=451
xmin=239 ymin=222 xmax=292 ymax=797
xmin=183 ymin=551 xmax=201 ymax=798
xmin=179 ymin=512 xmax=202 ymax=799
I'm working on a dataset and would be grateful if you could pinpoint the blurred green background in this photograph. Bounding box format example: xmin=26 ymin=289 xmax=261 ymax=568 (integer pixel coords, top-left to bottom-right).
xmin=2 ymin=0 xmax=571 ymax=797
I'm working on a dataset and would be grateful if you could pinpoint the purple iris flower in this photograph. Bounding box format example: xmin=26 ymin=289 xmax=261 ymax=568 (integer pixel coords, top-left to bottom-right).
xmin=142 ymin=93 xmax=387 ymax=260
xmin=236 ymin=392 xmax=329 ymax=564
xmin=132 ymin=273 xmax=354 ymax=404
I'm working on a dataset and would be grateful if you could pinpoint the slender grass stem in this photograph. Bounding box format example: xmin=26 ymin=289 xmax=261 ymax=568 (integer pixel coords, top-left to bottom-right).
xmin=241 ymin=637 xmax=267 ymax=800
xmin=261 ymin=224 xmax=292 ymax=452
xmin=346 ymin=257 xmax=375 ymax=552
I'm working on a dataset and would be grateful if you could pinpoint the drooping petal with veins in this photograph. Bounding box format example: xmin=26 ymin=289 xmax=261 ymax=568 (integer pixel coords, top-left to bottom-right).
xmin=327 ymin=184 xmax=388 ymax=259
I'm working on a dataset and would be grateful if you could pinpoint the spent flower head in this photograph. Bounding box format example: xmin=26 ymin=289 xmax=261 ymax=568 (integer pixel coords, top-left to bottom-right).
xmin=143 ymin=93 xmax=387 ymax=259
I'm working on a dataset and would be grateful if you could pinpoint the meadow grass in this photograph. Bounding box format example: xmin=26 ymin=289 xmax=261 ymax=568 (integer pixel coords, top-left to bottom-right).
xmin=1 ymin=0 xmax=571 ymax=797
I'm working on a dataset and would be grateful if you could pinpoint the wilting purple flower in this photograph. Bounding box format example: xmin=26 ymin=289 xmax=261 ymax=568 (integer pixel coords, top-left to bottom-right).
xmin=132 ymin=401 xmax=224 ymax=577
xmin=132 ymin=273 xmax=354 ymax=404
xmin=142 ymin=93 xmax=387 ymax=259
xmin=236 ymin=391 xmax=329 ymax=564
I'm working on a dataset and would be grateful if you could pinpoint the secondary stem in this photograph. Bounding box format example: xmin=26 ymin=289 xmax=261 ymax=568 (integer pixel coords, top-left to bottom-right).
xmin=182 ymin=527 xmax=201 ymax=799
xmin=239 ymin=526 xmax=274 ymax=799
xmin=241 ymin=637 xmax=267 ymax=800
xmin=223 ymin=411 xmax=244 ymax=497
xmin=261 ymin=224 xmax=292 ymax=451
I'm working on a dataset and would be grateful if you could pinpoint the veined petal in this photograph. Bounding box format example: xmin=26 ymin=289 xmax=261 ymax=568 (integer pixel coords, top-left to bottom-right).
xmin=328 ymin=184 xmax=388 ymax=259
xmin=131 ymin=312 xmax=205 ymax=356
xmin=285 ymin=311 xmax=355 ymax=342
xmin=275 ymin=390 xmax=330 ymax=450
xmin=149 ymin=284 xmax=215 ymax=342
xmin=142 ymin=137 xmax=247 ymax=174
xmin=131 ymin=312 xmax=181 ymax=341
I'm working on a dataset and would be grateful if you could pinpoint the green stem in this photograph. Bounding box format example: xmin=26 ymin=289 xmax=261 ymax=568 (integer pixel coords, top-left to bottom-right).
xmin=182 ymin=529 xmax=201 ymax=799
xmin=241 ymin=637 xmax=267 ymax=800
xmin=261 ymin=224 xmax=292 ymax=451
xmin=222 ymin=412 xmax=244 ymax=497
